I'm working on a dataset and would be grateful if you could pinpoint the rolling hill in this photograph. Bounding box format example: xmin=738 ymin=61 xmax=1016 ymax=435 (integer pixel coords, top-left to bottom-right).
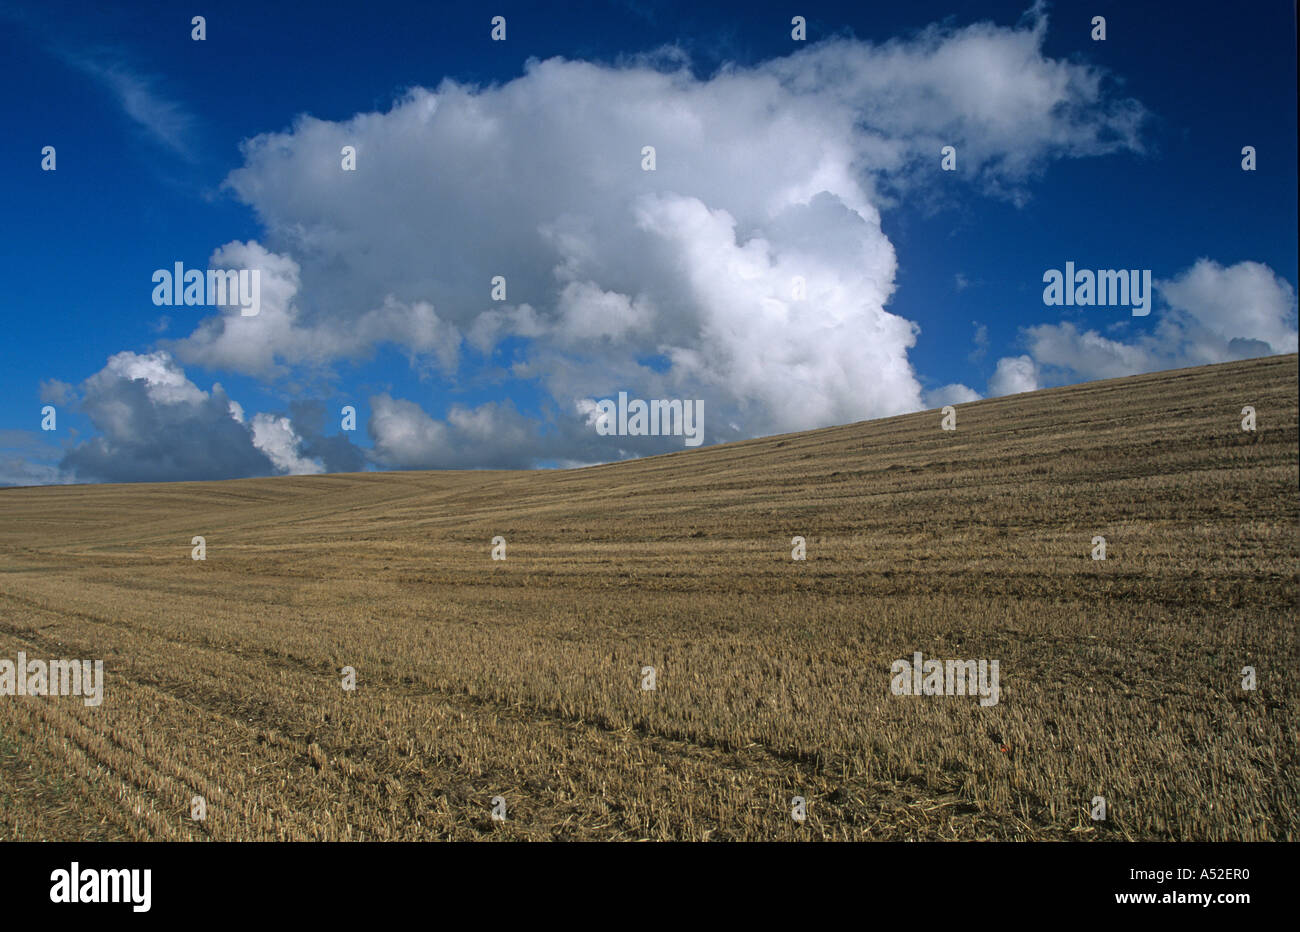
xmin=1 ymin=353 xmax=1296 ymax=840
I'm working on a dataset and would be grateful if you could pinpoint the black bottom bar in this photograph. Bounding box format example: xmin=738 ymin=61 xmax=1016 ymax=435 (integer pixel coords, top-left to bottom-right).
xmin=0 ymin=841 xmax=1276 ymax=919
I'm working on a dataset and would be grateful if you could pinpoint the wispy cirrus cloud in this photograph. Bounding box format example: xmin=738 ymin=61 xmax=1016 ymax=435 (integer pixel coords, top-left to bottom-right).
xmin=61 ymin=51 xmax=197 ymax=158
xmin=0 ymin=2 xmax=199 ymax=158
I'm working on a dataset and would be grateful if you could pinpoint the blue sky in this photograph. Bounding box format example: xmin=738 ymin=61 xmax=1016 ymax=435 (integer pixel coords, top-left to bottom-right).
xmin=1 ymin=0 xmax=1295 ymax=484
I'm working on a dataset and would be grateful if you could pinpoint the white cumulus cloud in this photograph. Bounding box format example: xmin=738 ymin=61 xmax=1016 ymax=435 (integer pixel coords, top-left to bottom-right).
xmin=990 ymin=259 xmax=1297 ymax=392
xmin=173 ymin=12 xmax=1147 ymax=467
xmin=250 ymin=413 xmax=325 ymax=475
xmin=60 ymin=351 xmax=349 ymax=483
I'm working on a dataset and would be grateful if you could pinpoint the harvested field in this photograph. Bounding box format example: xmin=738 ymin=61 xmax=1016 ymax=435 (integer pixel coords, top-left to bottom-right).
xmin=1 ymin=354 xmax=1296 ymax=841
